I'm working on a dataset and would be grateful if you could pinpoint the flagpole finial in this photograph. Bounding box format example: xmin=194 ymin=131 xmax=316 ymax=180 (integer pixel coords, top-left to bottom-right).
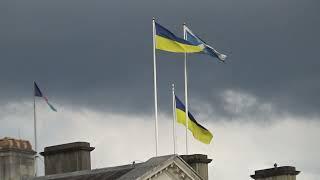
xmin=153 ymin=17 xmax=155 ymax=21
xmin=183 ymin=22 xmax=186 ymax=26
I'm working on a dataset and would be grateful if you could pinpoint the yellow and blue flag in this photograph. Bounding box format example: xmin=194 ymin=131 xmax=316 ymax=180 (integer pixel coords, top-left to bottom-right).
xmin=175 ymin=95 xmax=213 ymax=144
xmin=34 ymin=82 xmax=57 ymax=112
xmin=155 ymin=22 xmax=204 ymax=53
xmin=184 ymin=26 xmax=227 ymax=62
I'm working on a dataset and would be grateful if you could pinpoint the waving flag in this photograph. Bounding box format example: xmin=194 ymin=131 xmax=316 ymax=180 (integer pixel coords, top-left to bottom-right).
xmin=175 ymin=95 xmax=213 ymax=144
xmin=155 ymin=22 xmax=204 ymax=53
xmin=184 ymin=25 xmax=227 ymax=62
xmin=34 ymin=82 xmax=57 ymax=112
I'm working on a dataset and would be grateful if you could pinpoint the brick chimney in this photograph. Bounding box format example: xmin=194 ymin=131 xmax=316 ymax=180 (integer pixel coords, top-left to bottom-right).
xmin=180 ymin=154 xmax=212 ymax=180
xmin=0 ymin=137 xmax=36 ymax=180
xmin=40 ymin=142 xmax=95 ymax=175
xmin=251 ymin=164 xmax=300 ymax=180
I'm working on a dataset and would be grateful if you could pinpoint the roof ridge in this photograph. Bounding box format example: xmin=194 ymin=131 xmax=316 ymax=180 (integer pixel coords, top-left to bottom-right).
xmin=33 ymin=163 xmax=137 ymax=180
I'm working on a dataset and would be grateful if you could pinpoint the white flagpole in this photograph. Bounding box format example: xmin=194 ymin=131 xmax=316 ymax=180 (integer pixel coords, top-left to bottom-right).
xmin=33 ymin=81 xmax=38 ymax=176
xmin=172 ymin=84 xmax=176 ymax=154
xmin=152 ymin=18 xmax=159 ymax=156
xmin=183 ymin=23 xmax=189 ymax=155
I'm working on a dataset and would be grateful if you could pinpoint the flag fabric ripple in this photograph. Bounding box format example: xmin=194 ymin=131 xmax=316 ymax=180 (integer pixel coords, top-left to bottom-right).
xmin=175 ymin=95 xmax=213 ymax=144
xmin=155 ymin=22 xmax=204 ymax=53
xmin=34 ymin=82 xmax=57 ymax=112
xmin=184 ymin=25 xmax=227 ymax=62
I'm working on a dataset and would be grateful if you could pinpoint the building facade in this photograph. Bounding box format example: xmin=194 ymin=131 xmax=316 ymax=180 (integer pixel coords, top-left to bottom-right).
xmin=0 ymin=137 xmax=301 ymax=180
xmin=0 ymin=137 xmax=36 ymax=180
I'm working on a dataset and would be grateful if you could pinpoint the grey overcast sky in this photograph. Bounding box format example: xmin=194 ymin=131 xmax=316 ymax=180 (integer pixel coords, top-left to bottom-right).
xmin=1 ymin=0 xmax=319 ymax=179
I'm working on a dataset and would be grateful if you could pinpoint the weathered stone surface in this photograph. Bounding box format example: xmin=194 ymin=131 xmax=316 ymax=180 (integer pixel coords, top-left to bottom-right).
xmin=0 ymin=137 xmax=35 ymax=180
xmin=0 ymin=137 xmax=33 ymax=151
xmin=40 ymin=142 xmax=95 ymax=175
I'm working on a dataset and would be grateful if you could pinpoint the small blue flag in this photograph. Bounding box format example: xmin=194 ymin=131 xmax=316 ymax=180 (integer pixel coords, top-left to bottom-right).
xmin=34 ymin=82 xmax=57 ymax=112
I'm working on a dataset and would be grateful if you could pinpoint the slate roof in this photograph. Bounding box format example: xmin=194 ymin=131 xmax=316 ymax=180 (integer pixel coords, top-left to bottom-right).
xmin=32 ymin=155 xmax=177 ymax=180
xmin=118 ymin=154 xmax=176 ymax=180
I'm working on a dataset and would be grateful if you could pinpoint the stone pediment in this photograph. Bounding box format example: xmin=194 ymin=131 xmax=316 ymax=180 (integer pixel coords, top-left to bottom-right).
xmin=136 ymin=155 xmax=203 ymax=180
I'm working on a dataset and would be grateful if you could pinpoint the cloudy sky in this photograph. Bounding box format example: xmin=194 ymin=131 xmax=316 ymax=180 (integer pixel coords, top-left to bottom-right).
xmin=1 ymin=0 xmax=319 ymax=179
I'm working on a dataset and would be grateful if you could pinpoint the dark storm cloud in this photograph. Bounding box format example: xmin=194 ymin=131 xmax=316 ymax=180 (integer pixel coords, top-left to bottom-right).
xmin=0 ymin=0 xmax=319 ymax=119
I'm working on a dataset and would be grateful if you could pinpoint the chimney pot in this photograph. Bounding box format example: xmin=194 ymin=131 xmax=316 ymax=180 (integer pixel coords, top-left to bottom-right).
xmin=251 ymin=165 xmax=300 ymax=180
xmin=180 ymin=154 xmax=212 ymax=180
xmin=0 ymin=137 xmax=36 ymax=180
xmin=40 ymin=142 xmax=94 ymax=175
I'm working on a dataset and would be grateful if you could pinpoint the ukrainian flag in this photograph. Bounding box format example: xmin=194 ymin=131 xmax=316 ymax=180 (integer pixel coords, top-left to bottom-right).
xmin=175 ymin=96 xmax=213 ymax=144
xmin=184 ymin=25 xmax=227 ymax=61
xmin=155 ymin=22 xmax=204 ymax=53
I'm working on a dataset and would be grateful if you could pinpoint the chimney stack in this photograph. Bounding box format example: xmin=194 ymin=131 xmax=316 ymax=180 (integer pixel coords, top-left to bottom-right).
xmin=251 ymin=165 xmax=300 ymax=180
xmin=0 ymin=137 xmax=36 ymax=180
xmin=40 ymin=142 xmax=94 ymax=175
xmin=180 ymin=154 xmax=212 ymax=180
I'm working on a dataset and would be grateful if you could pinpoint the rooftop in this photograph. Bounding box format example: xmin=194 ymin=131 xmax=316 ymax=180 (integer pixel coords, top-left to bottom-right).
xmin=32 ymin=154 xmax=205 ymax=180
